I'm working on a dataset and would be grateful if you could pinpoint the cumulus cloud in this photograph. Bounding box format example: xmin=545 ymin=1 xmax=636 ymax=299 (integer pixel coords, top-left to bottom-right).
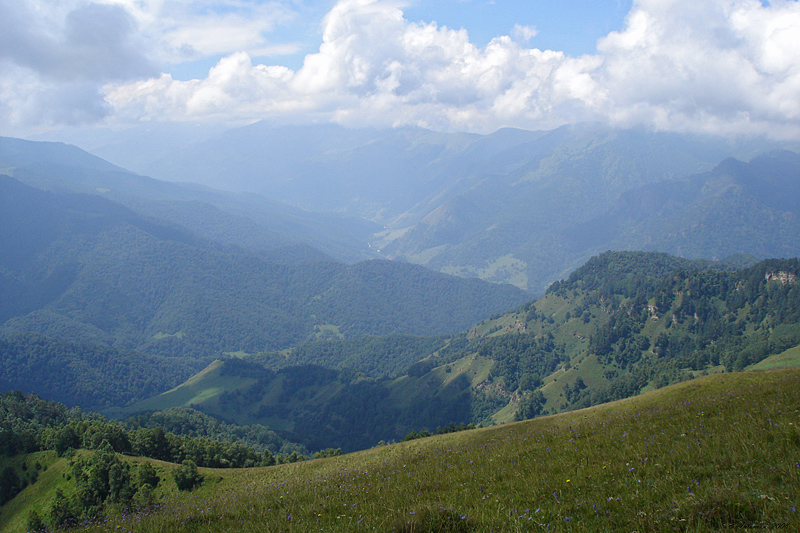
xmin=596 ymin=0 xmax=800 ymax=137
xmin=0 ymin=0 xmax=158 ymax=132
xmin=103 ymin=0 xmax=800 ymax=138
xmin=107 ymin=0 xmax=599 ymax=132
xmin=0 ymin=0 xmax=297 ymax=135
xmin=5 ymin=0 xmax=800 ymax=138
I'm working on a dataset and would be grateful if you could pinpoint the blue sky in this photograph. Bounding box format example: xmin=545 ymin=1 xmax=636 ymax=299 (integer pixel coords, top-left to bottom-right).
xmin=167 ymin=0 xmax=634 ymax=80
xmin=404 ymin=0 xmax=633 ymax=56
xmin=1 ymin=0 xmax=799 ymax=139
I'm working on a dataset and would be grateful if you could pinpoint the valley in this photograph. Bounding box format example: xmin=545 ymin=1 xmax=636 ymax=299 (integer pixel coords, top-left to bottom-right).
xmin=4 ymin=0 xmax=800 ymax=529
xmin=1 ymin=125 xmax=799 ymax=532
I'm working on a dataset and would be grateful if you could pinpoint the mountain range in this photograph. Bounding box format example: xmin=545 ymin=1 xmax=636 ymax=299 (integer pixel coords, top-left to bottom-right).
xmin=0 ymin=166 xmax=528 ymax=410
xmin=36 ymin=122 xmax=800 ymax=291
xmin=2 ymin=126 xmax=799 ymax=443
xmin=2 ymin=122 xmax=800 ymax=533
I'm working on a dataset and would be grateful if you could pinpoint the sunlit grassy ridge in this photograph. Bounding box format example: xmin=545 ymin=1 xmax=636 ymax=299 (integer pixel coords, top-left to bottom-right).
xmin=77 ymin=368 xmax=800 ymax=532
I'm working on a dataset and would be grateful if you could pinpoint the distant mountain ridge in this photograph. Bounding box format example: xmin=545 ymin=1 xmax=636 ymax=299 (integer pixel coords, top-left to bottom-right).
xmin=377 ymin=132 xmax=800 ymax=291
xmin=0 ymin=136 xmax=378 ymax=264
xmin=0 ymin=173 xmax=529 ymax=410
xmin=46 ymin=123 xmax=798 ymax=291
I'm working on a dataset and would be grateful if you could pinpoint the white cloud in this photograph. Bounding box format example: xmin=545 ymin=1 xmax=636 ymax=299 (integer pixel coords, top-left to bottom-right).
xmin=4 ymin=0 xmax=800 ymax=138
xmin=511 ymin=24 xmax=538 ymax=43
xmin=107 ymin=0 xmax=598 ymax=132
xmin=0 ymin=1 xmax=156 ymax=81
xmin=0 ymin=0 xmax=158 ymax=133
xmin=127 ymin=0 xmax=299 ymax=63
xmin=595 ymin=0 xmax=800 ymax=137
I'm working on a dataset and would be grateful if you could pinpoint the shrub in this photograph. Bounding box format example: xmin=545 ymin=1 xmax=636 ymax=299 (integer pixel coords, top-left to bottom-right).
xmin=173 ymin=460 xmax=203 ymax=491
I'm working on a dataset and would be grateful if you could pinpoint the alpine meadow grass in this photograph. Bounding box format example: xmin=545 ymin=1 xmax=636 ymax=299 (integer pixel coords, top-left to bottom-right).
xmin=62 ymin=368 xmax=800 ymax=532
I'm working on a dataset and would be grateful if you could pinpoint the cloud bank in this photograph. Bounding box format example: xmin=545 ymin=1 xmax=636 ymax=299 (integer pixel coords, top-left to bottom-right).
xmin=3 ymin=0 xmax=800 ymax=138
xmin=0 ymin=0 xmax=158 ymax=127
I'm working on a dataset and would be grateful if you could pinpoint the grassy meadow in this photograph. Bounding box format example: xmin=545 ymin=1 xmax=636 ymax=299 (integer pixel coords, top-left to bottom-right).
xmin=57 ymin=368 xmax=800 ymax=532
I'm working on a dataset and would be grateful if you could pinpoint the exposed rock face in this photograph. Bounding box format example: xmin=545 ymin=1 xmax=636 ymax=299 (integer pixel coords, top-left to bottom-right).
xmin=765 ymin=271 xmax=798 ymax=285
xmin=476 ymin=379 xmax=521 ymax=403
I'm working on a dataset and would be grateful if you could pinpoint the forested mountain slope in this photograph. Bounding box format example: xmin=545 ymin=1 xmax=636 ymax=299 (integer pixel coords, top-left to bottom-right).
xmin=0 ymin=136 xmax=377 ymax=264
xmin=380 ymin=140 xmax=800 ymax=291
xmin=0 ymin=175 xmax=529 ymax=410
xmin=124 ymin=252 xmax=800 ymax=451
xmin=11 ymin=128 xmax=799 ymax=291
xmin=64 ymin=122 xmax=798 ymax=291
xmin=594 ymin=150 xmax=800 ymax=259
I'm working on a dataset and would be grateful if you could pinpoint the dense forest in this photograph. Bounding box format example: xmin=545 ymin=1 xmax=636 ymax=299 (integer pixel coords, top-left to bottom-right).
xmin=113 ymin=253 xmax=799 ymax=452
xmin=473 ymin=253 xmax=800 ymax=413
xmin=5 ymin=246 xmax=798 ymax=454
xmin=251 ymin=334 xmax=451 ymax=378
xmin=0 ymin=391 xmax=304 ymax=466
xmin=0 ymin=334 xmax=194 ymax=411
xmin=0 ymin=175 xmax=529 ymax=411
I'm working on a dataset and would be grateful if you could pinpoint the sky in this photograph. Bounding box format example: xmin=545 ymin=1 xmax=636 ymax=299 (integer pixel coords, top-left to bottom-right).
xmin=1 ymin=0 xmax=800 ymax=139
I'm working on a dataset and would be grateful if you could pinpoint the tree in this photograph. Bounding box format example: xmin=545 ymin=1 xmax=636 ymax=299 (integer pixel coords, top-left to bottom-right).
xmin=136 ymin=462 xmax=160 ymax=489
xmin=49 ymin=425 xmax=80 ymax=456
xmin=0 ymin=466 xmax=21 ymax=505
xmin=515 ymin=391 xmax=546 ymax=421
xmin=49 ymin=489 xmax=75 ymax=529
xmin=72 ymin=442 xmax=135 ymax=513
xmin=173 ymin=460 xmax=203 ymax=491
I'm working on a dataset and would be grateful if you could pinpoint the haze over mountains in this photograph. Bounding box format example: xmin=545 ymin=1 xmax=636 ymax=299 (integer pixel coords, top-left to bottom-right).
xmin=43 ymin=122 xmax=800 ymax=292
xmin=0 ymin=165 xmax=528 ymax=408
xmin=2 ymin=123 xmax=800 ymax=450
xmin=2 ymin=120 xmax=800 ymax=533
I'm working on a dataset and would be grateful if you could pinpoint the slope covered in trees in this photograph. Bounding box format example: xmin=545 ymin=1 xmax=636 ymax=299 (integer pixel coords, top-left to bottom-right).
xmin=462 ymin=252 xmax=800 ymax=416
xmin=15 ymin=127 xmax=798 ymax=291
xmin=0 ymin=136 xmax=378 ymax=264
xmin=0 ymin=175 xmax=529 ymax=410
xmin=381 ymin=142 xmax=800 ymax=291
xmin=122 ymin=252 xmax=800 ymax=451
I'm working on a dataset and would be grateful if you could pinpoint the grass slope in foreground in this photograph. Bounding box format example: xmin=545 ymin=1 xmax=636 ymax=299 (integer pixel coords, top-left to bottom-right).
xmin=80 ymin=368 xmax=799 ymax=532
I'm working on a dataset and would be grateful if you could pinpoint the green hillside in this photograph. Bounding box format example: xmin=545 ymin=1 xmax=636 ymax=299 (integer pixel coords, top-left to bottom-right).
xmin=117 ymin=358 xmax=479 ymax=452
xmin=0 ymin=175 xmax=529 ymax=411
xmin=120 ymin=251 xmax=800 ymax=451
xmin=3 ymin=369 xmax=799 ymax=532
